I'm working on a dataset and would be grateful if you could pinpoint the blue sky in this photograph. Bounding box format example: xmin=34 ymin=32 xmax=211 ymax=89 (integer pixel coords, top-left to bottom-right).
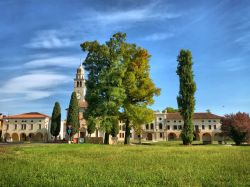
xmin=0 ymin=0 xmax=249 ymax=118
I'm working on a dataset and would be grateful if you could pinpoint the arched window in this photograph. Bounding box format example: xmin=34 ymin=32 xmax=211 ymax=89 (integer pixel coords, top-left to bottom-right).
xmin=80 ymin=81 xmax=82 ymax=87
xmin=159 ymin=123 xmax=163 ymax=130
xmin=146 ymin=124 xmax=149 ymax=129
xmin=77 ymin=81 xmax=79 ymax=87
xmin=150 ymin=123 xmax=154 ymax=129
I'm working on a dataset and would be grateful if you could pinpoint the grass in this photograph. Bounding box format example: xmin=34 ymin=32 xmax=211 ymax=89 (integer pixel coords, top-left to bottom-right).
xmin=0 ymin=143 xmax=250 ymax=187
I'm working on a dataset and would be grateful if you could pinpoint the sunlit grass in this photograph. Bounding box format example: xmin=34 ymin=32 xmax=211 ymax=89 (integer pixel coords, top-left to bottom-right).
xmin=0 ymin=143 xmax=250 ymax=186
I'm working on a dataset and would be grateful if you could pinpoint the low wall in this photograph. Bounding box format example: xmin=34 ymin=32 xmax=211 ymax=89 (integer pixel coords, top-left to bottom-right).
xmin=85 ymin=137 xmax=103 ymax=144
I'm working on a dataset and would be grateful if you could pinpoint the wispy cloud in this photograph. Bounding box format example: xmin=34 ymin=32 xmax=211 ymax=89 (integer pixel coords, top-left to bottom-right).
xmin=25 ymin=30 xmax=76 ymax=49
xmin=24 ymin=56 xmax=82 ymax=68
xmin=0 ymin=71 xmax=71 ymax=101
xmin=143 ymin=33 xmax=174 ymax=41
xmin=219 ymin=58 xmax=249 ymax=72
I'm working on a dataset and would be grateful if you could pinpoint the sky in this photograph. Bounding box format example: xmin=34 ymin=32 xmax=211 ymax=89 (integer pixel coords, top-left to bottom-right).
xmin=0 ymin=0 xmax=249 ymax=119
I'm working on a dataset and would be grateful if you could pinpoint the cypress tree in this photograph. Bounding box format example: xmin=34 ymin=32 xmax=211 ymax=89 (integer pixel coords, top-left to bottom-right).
xmin=66 ymin=92 xmax=79 ymax=138
xmin=176 ymin=49 xmax=196 ymax=145
xmin=50 ymin=102 xmax=61 ymax=141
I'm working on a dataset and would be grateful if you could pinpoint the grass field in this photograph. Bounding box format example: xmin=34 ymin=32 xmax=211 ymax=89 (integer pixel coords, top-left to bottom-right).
xmin=0 ymin=143 xmax=250 ymax=187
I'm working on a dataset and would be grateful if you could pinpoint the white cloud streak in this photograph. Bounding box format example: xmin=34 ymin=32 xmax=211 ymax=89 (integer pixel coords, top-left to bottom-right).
xmin=143 ymin=33 xmax=174 ymax=41
xmin=24 ymin=56 xmax=82 ymax=68
xmin=0 ymin=71 xmax=71 ymax=101
xmin=25 ymin=30 xmax=76 ymax=49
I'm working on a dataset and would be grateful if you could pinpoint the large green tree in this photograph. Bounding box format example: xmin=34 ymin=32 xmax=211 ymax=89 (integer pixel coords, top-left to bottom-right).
xmin=122 ymin=44 xmax=160 ymax=144
xmin=50 ymin=102 xmax=61 ymax=141
xmin=81 ymin=33 xmax=126 ymax=144
xmin=176 ymin=49 xmax=196 ymax=145
xmin=81 ymin=32 xmax=159 ymax=145
xmin=66 ymin=92 xmax=79 ymax=138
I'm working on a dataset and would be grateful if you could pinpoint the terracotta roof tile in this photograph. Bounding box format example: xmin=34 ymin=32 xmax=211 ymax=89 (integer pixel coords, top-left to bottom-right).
xmin=4 ymin=112 xmax=50 ymax=119
xmin=166 ymin=112 xmax=222 ymax=120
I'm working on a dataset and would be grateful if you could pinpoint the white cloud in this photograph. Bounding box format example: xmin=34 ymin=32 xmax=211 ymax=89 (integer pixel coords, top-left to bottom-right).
xmin=143 ymin=33 xmax=174 ymax=41
xmin=24 ymin=56 xmax=83 ymax=68
xmin=25 ymin=30 xmax=76 ymax=49
xmin=0 ymin=71 xmax=71 ymax=101
xmin=90 ymin=8 xmax=180 ymax=25
xmin=219 ymin=58 xmax=249 ymax=72
xmin=77 ymin=1 xmax=181 ymax=32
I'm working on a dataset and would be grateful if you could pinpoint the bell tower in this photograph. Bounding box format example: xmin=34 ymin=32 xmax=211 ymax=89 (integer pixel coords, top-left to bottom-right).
xmin=74 ymin=63 xmax=85 ymax=101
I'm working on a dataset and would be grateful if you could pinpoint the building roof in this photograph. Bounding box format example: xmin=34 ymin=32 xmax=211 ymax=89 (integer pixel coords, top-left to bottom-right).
xmin=4 ymin=112 xmax=50 ymax=119
xmin=166 ymin=112 xmax=222 ymax=120
xmin=66 ymin=100 xmax=88 ymax=110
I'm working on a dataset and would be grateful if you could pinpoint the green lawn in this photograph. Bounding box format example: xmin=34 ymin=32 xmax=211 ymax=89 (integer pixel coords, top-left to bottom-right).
xmin=0 ymin=143 xmax=250 ymax=187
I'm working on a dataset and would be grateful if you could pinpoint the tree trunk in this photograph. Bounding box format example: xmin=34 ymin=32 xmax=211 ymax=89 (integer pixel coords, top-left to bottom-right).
xmin=138 ymin=135 xmax=142 ymax=144
xmin=104 ymin=133 xmax=110 ymax=144
xmin=124 ymin=119 xmax=131 ymax=144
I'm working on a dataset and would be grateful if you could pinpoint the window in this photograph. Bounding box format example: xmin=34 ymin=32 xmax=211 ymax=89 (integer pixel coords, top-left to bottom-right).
xmin=159 ymin=123 xmax=163 ymax=130
xmin=122 ymin=125 xmax=126 ymax=131
xmin=39 ymin=120 xmax=41 ymax=122
xmin=213 ymin=120 xmax=216 ymax=122
xmin=159 ymin=118 xmax=162 ymax=121
xmin=122 ymin=133 xmax=124 ymax=138
xmin=160 ymin=133 xmax=163 ymax=138
xmin=202 ymin=120 xmax=204 ymax=122
xmin=209 ymin=125 xmax=211 ymax=130
xmin=167 ymin=125 xmax=170 ymax=130
xmin=174 ymin=125 xmax=177 ymax=130
xmin=214 ymin=125 xmax=217 ymax=130
xmin=15 ymin=124 xmax=17 ymax=130
xmin=202 ymin=125 xmax=205 ymax=130
xmin=15 ymin=120 xmax=17 ymax=122
xmin=31 ymin=124 xmax=33 ymax=130
xmin=195 ymin=125 xmax=199 ymax=131
xmin=178 ymin=125 xmax=182 ymax=130
xmin=31 ymin=120 xmax=33 ymax=122
xmin=208 ymin=120 xmax=211 ymax=122
xmin=146 ymin=124 xmax=149 ymax=130
xmin=119 ymin=125 xmax=122 ymax=130
xmin=179 ymin=120 xmax=181 ymax=123
xmin=174 ymin=120 xmax=176 ymax=123
xmin=24 ymin=124 xmax=26 ymax=130
xmin=167 ymin=120 xmax=170 ymax=123
xmin=119 ymin=133 xmax=122 ymax=138
xmin=150 ymin=123 xmax=154 ymax=129
xmin=39 ymin=124 xmax=41 ymax=129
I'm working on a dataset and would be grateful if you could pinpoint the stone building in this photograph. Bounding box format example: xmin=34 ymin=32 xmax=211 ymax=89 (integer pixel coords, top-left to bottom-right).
xmin=141 ymin=112 xmax=223 ymax=143
xmin=1 ymin=112 xmax=50 ymax=142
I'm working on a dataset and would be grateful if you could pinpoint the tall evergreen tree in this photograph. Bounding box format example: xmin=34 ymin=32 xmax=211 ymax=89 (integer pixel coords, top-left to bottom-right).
xmin=50 ymin=102 xmax=61 ymax=141
xmin=66 ymin=92 xmax=79 ymax=138
xmin=176 ymin=49 xmax=196 ymax=145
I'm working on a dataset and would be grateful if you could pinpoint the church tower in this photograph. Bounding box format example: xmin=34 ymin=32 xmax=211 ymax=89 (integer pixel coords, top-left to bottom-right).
xmin=74 ymin=63 xmax=85 ymax=101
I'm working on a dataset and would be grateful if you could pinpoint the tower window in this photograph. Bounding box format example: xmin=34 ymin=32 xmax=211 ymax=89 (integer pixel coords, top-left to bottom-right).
xmin=80 ymin=81 xmax=82 ymax=87
xmin=77 ymin=81 xmax=79 ymax=87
